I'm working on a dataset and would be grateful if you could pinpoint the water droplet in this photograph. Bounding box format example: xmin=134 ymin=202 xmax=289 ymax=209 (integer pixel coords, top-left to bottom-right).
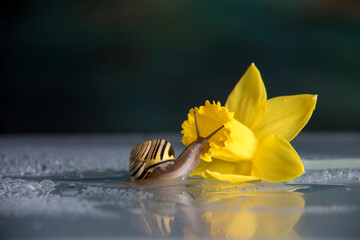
xmin=8 ymin=182 xmax=20 ymax=190
xmin=28 ymin=181 xmax=41 ymax=191
xmin=2 ymin=177 xmax=12 ymax=185
xmin=60 ymin=184 xmax=78 ymax=196
xmin=40 ymin=179 xmax=55 ymax=190
xmin=10 ymin=184 xmax=35 ymax=197
xmin=348 ymin=170 xmax=359 ymax=180
xmin=13 ymin=178 xmax=26 ymax=184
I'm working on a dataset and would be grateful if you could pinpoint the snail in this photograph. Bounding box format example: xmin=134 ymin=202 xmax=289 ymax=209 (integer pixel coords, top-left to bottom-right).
xmin=129 ymin=112 xmax=224 ymax=187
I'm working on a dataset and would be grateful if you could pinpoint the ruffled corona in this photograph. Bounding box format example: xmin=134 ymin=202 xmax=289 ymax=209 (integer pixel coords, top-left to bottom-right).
xmin=181 ymin=100 xmax=257 ymax=162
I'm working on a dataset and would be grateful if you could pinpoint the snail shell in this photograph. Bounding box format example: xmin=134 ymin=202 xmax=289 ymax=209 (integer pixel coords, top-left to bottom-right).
xmin=129 ymin=139 xmax=176 ymax=179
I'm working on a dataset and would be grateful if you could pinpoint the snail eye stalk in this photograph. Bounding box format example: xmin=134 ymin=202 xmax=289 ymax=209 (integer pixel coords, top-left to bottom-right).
xmin=194 ymin=111 xmax=201 ymax=139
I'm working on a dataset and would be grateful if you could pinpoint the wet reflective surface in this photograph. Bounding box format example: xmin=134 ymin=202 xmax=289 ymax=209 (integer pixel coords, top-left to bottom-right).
xmin=0 ymin=133 xmax=359 ymax=239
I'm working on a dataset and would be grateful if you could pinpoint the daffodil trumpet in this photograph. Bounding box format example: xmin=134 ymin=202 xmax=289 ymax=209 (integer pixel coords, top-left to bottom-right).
xmin=182 ymin=63 xmax=317 ymax=183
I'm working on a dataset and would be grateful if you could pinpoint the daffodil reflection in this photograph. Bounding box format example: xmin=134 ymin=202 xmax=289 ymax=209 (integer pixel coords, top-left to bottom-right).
xmin=130 ymin=180 xmax=305 ymax=239
xmin=188 ymin=180 xmax=305 ymax=239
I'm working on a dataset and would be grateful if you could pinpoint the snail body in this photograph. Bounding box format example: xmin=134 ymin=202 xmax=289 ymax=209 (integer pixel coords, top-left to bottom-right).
xmin=129 ymin=112 xmax=224 ymax=187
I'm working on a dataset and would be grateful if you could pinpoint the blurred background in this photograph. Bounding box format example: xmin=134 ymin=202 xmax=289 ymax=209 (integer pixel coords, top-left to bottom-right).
xmin=1 ymin=0 xmax=359 ymax=133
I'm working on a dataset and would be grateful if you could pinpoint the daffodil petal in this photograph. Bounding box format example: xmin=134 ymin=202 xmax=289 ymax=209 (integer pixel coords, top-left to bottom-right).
xmin=251 ymin=134 xmax=304 ymax=182
xmin=190 ymin=158 xmax=253 ymax=177
xmin=203 ymin=170 xmax=260 ymax=183
xmin=190 ymin=159 xmax=236 ymax=177
xmin=225 ymin=63 xmax=267 ymax=129
xmin=254 ymin=94 xmax=317 ymax=141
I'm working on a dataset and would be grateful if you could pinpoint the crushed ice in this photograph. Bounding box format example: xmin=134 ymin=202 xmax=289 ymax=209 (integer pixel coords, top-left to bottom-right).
xmin=302 ymin=205 xmax=359 ymax=214
xmin=0 ymin=177 xmax=155 ymax=218
xmin=0 ymin=177 xmax=55 ymax=197
xmin=288 ymin=169 xmax=360 ymax=184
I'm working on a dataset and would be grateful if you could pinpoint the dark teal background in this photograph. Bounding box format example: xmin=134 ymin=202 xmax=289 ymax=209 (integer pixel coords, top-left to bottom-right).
xmin=1 ymin=0 xmax=359 ymax=132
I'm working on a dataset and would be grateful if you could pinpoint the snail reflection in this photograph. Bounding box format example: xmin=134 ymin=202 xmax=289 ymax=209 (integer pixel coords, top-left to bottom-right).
xmin=130 ymin=184 xmax=202 ymax=237
xmin=130 ymin=180 xmax=305 ymax=239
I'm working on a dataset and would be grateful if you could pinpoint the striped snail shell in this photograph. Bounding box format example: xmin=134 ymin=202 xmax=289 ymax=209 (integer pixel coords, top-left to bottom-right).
xmin=129 ymin=139 xmax=176 ymax=179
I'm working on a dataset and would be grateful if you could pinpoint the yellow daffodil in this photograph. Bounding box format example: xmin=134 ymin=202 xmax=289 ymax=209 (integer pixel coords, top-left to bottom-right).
xmin=181 ymin=63 xmax=317 ymax=183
